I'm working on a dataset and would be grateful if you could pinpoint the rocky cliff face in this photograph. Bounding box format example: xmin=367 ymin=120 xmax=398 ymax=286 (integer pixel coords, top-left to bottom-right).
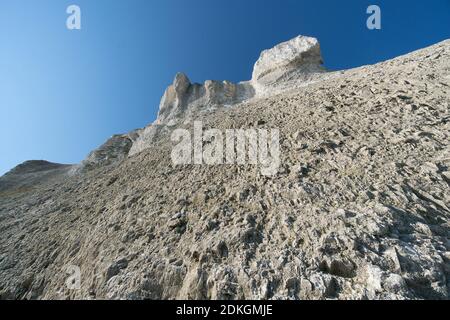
xmin=0 ymin=161 xmax=73 ymax=194
xmin=76 ymin=130 xmax=142 ymax=173
xmin=130 ymin=35 xmax=325 ymax=157
xmin=0 ymin=37 xmax=449 ymax=300
xmin=0 ymin=36 xmax=329 ymax=175
xmin=154 ymin=35 xmax=324 ymax=127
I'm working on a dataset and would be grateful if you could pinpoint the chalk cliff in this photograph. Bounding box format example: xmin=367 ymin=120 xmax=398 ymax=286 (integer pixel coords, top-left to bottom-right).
xmin=1 ymin=36 xmax=449 ymax=300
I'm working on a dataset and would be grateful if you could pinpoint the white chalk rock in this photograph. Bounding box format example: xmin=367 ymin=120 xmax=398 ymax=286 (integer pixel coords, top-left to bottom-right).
xmin=155 ymin=73 xmax=254 ymax=126
xmin=251 ymin=35 xmax=325 ymax=92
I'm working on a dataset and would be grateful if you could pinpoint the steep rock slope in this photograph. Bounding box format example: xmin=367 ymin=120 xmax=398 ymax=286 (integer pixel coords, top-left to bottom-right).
xmin=0 ymin=38 xmax=449 ymax=300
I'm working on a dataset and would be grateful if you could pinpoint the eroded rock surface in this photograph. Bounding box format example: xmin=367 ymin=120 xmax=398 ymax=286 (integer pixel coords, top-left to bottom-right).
xmin=0 ymin=37 xmax=449 ymax=300
xmin=251 ymin=35 xmax=325 ymax=93
xmin=0 ymin=161 xmax=73 ymax=194
xmin=155 ymin=73 xmax=254 ymax=126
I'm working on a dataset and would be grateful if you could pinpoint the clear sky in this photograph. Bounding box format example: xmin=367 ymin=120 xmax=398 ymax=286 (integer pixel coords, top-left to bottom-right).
xmin=1 ymin=0 xmax=449 ymax=175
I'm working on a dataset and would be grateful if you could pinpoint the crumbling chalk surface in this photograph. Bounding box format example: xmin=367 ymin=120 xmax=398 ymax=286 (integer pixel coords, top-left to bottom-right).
xmin=0 ymin=37 xmax=449 ymax=300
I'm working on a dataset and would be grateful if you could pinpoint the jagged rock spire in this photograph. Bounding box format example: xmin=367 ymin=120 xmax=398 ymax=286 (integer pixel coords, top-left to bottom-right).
xmin=155 ymin=35 xmax=325 ymax=126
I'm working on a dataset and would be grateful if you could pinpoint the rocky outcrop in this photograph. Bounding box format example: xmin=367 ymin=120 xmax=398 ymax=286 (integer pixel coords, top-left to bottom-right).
xmin=155 ymin=73 xmax=254 ymax=126
xmin=0 ymin=161 xmax=73 ymax=194
xmin=77 ymin=130 xmax=141 ymax=172
xmin=155 ymin=35 xmax=324 ymax=126
xmin=0 ymin=36 xmax=327 ymax=175
xmin=251 ymin=35 xmax=325 ymax=93
xmin=128 ymin=125 xmax=165 ymax=156
xmin=128 ymin=73 xmax=255 ymax=156
xmin=1 ymin=38 xmax=449 ymax=300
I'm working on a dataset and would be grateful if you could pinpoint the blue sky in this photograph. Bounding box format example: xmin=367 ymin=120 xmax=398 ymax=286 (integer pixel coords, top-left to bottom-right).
xmin=0 ymin=0 xmax=449 ymax=175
